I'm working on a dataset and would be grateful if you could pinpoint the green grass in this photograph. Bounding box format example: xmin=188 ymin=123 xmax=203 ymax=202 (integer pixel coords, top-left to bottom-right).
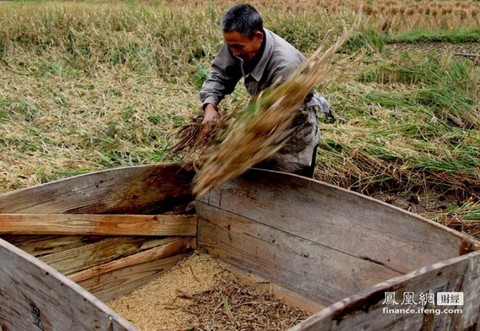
xmin=386 ymin=28 xmax=480 ymax=44
xmin=0 ymin=0 xmax=479 ymax=237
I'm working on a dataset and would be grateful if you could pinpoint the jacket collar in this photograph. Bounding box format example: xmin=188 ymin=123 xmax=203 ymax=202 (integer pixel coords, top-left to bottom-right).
xmin=247 ymin=28 xmax=274 ymax=82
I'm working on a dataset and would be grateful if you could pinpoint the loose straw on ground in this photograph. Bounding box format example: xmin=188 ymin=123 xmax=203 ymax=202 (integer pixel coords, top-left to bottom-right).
xmin=193 ymin=14 xmax=362 ymax=197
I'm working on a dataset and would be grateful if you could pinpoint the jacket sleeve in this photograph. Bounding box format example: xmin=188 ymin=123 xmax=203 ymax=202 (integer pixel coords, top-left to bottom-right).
xmin=199 ymin=44 xmax=242 ymax=109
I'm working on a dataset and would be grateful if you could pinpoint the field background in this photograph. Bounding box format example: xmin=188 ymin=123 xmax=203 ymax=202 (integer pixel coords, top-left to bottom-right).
xmin=0 ymin=0 xmax=479 ymax=238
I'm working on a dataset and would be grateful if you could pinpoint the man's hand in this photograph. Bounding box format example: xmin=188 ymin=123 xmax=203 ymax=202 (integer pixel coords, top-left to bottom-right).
xmin=202 ymin=104 xmax=219 ymax=124
xmin=199 ymin=104 xmax=219 ymax=140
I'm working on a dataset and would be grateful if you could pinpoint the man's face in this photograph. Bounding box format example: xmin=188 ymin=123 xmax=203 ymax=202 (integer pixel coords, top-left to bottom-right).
xmin=223 ymin=30 xmax=263 ymax=63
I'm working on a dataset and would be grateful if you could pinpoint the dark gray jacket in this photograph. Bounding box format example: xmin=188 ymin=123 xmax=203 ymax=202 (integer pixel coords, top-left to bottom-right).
xmin=199 ymin=28 xmax=304 ymax=107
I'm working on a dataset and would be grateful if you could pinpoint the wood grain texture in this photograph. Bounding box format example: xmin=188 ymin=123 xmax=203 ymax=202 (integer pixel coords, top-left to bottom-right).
xmin=196 ymin=168 xmax=480 ymax=328
xmin=198 ymin=207 xmax=401 ymax=307
xmin=70 ymin=237 xmax=194 ymax=282
xmin=77 ymin=253 xmax=189 ymax=302
xmin=197 ymin=169 xmax=479 ymax=274
xmin=40 ymin=237 xmax=177 ymax=275
xmin=0 ymin=238 xmax=136 ymax=331
xmin=0 ymin=213 xmax=197 ymax=236
xmin=0 ymin=163 xmax=194 ymax=214
xmin=0 ymin=234 xmax=103 ymax=257
xmin=0 ymin=163 xmax=197 ymax=327
xmin=290 ymin=251 xmax=480 ymax=331
xmin=224 ymin=262 xmax=326 ymax=314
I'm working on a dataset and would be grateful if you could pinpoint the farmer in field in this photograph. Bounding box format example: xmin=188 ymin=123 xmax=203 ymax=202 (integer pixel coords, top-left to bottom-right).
xmin=200 ymin=3 xmax=333 ymax=178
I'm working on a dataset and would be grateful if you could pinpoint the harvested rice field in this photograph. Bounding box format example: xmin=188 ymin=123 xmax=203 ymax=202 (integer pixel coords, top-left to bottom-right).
xmin=108 ymin=252 xmax=310 ymax=330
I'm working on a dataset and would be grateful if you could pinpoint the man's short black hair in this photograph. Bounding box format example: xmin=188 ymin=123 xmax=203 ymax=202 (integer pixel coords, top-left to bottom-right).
xmin=220 ymin=4 xmax=263 ymax=39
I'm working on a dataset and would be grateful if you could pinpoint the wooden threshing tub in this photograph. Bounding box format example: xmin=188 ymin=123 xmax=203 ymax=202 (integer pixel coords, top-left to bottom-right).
xmin=0 ymin=163 xmax=478 ymax=330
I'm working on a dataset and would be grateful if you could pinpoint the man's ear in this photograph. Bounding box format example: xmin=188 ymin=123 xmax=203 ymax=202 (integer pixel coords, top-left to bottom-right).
xmin=253 ymin=30 xmax=263 ymax=41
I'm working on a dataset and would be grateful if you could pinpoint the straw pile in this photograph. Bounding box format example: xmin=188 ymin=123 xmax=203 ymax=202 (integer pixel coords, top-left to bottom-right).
xmin=185 ymin=277 xmax=310 ymax=330
xmin=107 ymin=252 xmax=310 ymax=330
xmin=176 ymin=16 xmax=362 ymax=197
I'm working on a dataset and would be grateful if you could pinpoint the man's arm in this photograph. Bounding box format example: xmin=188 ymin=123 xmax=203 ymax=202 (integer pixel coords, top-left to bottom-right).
xmin=199 ymin=44 xmax=242 ymax=122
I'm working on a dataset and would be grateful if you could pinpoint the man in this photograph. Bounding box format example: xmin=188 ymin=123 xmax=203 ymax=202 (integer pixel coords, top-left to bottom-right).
xmin=199 ymin=3 xmax=332 ymax=178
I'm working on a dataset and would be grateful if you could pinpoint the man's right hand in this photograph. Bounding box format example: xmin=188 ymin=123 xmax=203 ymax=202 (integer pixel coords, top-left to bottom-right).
xmin=202 ymin=104 xmax=219 ymax=124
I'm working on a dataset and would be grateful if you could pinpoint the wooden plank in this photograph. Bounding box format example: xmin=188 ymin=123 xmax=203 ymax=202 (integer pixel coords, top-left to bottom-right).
xmin=0 ymin=238 xmax=136 ymax=330
xmin=40 ymin=237 xmax=176 ymax=275
xmin=290 ymin=251 xmax=480 ymax=331
xmin=78 ymin=253 xmax=189 ymax=302
xmin=0 ymin=213 xmax=197 ymax=236
xmin=0 ymin=163 xmax=194 ymax=214
xmin=0 ymin=234 xmax=103 ymax=257
xmin=70 ymin=237 xmax=194 ymax=283
xmin=71 ymin=238 xmax=194 ymax=302
xmin=197 ymin=169 xmax=480 ymax=274
xmin=458 ymin=251 xmax=480 ymax=329
xmin=197 ymin=207 xmax=401 ymax=307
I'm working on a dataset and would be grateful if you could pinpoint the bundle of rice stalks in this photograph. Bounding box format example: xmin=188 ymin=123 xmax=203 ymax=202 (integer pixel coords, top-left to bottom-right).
xmin=169 ymin=113 xmax=231 ymax=167
xmin=192 ymin=15 xmax=362 ymax=197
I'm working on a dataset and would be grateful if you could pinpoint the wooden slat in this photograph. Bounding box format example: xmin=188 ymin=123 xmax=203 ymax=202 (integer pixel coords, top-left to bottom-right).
xmin=459 ymin=251 xmax=480 ymax=329
xmin=197 ymin=208 xmax=401 ymax=307
xmin=0 ymin=163 xmax=194 ymax=214
xmin=71 ymin=237 xmax=194 ymax=301
xmin=40 ymin=237 xmax=175 ymax=275
xmin=197 ymin=169 xmax=480 ymax=274
xmin=78 ymin=254 xmax=189 ymax=302
xmin=0 ymin=213 xmax=197 ymax=236
xmin=0 ymin=238 xmax=136 ymax=330
xmin=70 ymin=237 xmax=194 ymax=283
xmin=0 ymin=234 xmax=103 ymax=257
xmin=290 ymin=251 xmax=480 ymax=331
